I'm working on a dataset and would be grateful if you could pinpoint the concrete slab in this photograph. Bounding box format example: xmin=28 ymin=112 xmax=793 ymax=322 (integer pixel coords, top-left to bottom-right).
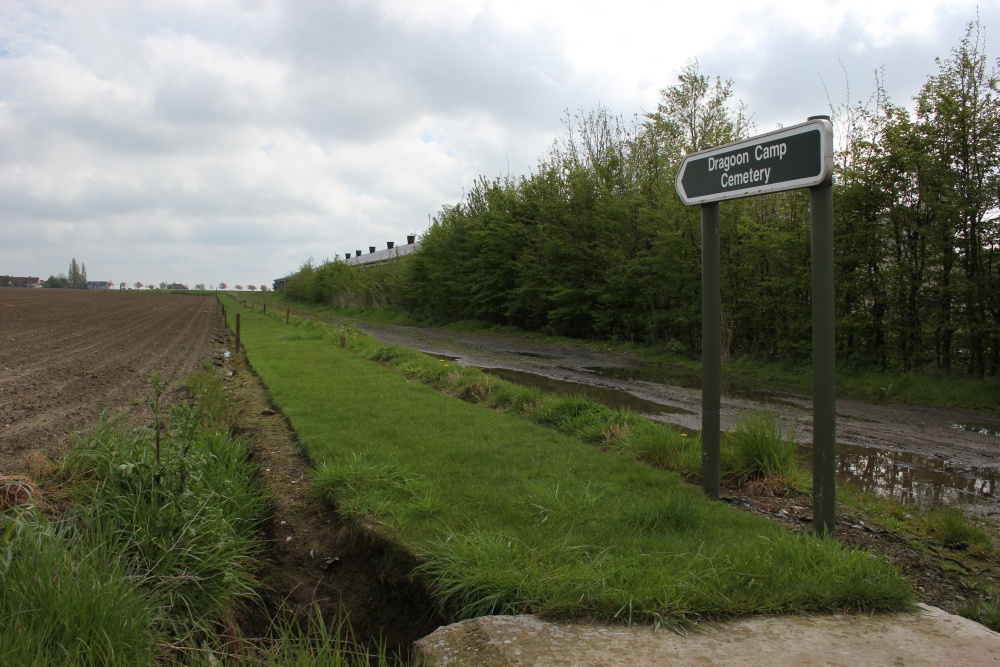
xmin=415 ymin=604 xmax=1000 ymax=666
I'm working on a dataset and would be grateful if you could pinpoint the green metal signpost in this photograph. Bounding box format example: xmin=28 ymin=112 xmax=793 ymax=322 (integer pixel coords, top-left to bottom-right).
xmin=675 ymin=117 xmax=837 ymax=537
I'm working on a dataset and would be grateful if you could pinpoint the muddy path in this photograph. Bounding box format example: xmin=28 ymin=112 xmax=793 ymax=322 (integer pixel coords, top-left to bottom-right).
xmin=361 ymin=323 xmax=1000 ymax=496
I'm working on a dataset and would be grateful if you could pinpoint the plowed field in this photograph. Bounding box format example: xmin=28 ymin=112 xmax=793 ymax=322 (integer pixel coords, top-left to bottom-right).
xmin=0 ymin=289 xmax=226 ymax=474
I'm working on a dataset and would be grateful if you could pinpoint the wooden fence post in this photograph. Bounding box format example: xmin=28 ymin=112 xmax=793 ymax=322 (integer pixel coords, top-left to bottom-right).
xmin=235 ymin=313 xmax=241 ymax=354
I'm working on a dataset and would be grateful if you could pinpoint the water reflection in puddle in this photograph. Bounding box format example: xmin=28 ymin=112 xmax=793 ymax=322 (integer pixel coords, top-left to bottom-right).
xmin=800 ymin=442 xmax=996 ymax=505
xmin=952 ymin=422 xmax=1000 ymax=438
xmin=481 ymin=367 xmax=693 ymax=416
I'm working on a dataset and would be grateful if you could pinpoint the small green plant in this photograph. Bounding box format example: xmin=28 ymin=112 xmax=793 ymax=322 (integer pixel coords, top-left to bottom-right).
xmin=725 ymin=409 xmax=799 ymax=492
xmin=371 ymin=345 xmax=403 ymax=363
xmin=958 ymin=587 xmax=1000 ymax=632
xmin=927 ymin=507 xmax=992 ymax=552
xmin=629 ymin=422 xmax=701 ymax=477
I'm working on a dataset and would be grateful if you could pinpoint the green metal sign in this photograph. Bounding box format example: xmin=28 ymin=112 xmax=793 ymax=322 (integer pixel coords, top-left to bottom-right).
xmin=677 ymin=115 xmax=838 ymax=537
xmin=675 ymin=119 xmax=833 ymax=205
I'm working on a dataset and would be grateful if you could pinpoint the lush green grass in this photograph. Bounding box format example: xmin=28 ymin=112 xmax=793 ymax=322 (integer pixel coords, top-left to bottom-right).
xmin=223 ymin=296 xmax=914 ymax=625
xmin=0 ymin=507 xmax=163 ymax=666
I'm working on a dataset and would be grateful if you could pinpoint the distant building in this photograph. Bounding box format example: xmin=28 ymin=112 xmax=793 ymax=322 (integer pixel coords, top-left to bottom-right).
xmin=166 ymin=283 xmax=189 ymax=290
xmin=86 ymin=280 xmax=114 ymax=290
xmin=272 ymin=234 xmax=421 ymax=291
xmin=11 ymin=276 xmax=43 ymax=288
xmin=344 ymin=234 xmax=420 ymax=267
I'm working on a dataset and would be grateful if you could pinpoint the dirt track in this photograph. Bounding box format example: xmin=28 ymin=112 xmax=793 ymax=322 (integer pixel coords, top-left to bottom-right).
xmin=0 ymin=289 xmax=225 ymax=474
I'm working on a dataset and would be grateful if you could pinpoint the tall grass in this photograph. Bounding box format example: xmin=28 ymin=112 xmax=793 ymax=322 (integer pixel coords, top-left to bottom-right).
xmin=63 ymin=404 xmax=265 ymax=641
xmin=627 ymin=421 xmax=701 ymax=476
xmin=725 ymin=409 xmax=800 ymax=489
xmin=0 ymin=507 xmax=162 ymax=666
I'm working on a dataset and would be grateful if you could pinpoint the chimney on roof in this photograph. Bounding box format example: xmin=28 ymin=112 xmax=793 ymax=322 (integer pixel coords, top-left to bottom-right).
xmin=387 ymin=241 xmax=394 ymax=249
xmin=355 ymin=250 xmax=361 ymax=257
xmin=407 ymin=234 xmax=416 ymax=245
xmin=345 ymin=253 xmax=351 ymax=260
xmin=369 ymin=246 xmax=376 ymax=254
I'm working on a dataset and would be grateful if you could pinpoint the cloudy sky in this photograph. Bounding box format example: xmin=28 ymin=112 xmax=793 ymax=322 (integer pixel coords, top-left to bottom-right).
xmin=1 ymin=1 xmax=997 ymax=289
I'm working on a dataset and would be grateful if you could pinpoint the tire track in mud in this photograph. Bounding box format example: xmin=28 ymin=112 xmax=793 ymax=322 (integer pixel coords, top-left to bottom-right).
xmin=0 ymin=290 xmax=225 ymax=473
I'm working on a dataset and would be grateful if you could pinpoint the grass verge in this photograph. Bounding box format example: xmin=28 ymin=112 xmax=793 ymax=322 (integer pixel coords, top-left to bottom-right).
xmin=0 ymin=366 xmax=405 ymax=666
xmin=222 ymin=296 xmax=914 ymax=626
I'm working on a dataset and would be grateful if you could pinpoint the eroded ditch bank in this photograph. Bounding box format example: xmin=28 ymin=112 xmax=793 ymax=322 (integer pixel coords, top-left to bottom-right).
xmin=223 ymin=348 xmax=442 ymax=660
xmin=361 ymin=323 xmax=1000 ymax=513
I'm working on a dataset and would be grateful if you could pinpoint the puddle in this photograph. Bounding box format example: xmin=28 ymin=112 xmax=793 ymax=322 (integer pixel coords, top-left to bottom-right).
xmin=952 ymin=422 xmax=1000 ymax=438
xmin=481 ymin=367 xmax=693 ymax=416
xmin=586 ymin=364 xmax=702 ymax=389
xmin=799 ymin=442 xmax=996 ymax=505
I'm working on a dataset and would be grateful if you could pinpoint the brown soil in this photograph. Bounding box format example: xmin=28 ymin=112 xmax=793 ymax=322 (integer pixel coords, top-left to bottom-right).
xmin=0 ymin=289 xmax=227 ymax=474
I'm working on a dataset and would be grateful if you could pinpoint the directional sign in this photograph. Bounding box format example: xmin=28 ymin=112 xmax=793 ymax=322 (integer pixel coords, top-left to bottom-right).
xmin=675 ymin=118 xmax=833 ymax=205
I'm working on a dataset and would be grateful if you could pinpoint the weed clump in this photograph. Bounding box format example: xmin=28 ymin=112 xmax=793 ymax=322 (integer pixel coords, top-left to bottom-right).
xmin=725 ymin=409 xmax=800 ymax=494
xmin=628 ymin=423 xmax=701 ymax=477
xmin=928 ymin=507 xmax=993 ymax=552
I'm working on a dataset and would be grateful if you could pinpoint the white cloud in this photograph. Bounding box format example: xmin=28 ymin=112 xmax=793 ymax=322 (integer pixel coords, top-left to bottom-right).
xmin=0 ymin=0 xmax=997 ymax=287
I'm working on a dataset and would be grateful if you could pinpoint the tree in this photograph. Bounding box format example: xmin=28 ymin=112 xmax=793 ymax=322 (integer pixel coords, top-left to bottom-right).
xmin=45 ymin=274 xmax=69 ymax=288
xmin=218 ymin=282 xmax=228 ymax=290
xmin=915 ymin=17 xmax=1000 ymax=376
xmin=247 ymin=285 xmax=257 ymax=291
xmin=134 ymin=281 xmax=143 ymax=289
xmin=235 ymin=284 xmax=243 ymax=290
xmin=195 ymin=284 xmax=206 ymax=290
xmin=67 ymin=258 xmax=85 ymax=289
xmin=645 ymin=58 xmax=751 ymax=156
